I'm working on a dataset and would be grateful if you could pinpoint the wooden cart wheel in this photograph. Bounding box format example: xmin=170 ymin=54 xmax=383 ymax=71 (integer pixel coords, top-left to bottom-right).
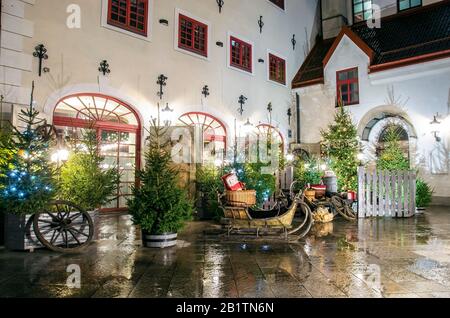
xmin=36 ymin=124 xmax=57 ymax=142
xmin=33 ymin=200 xmax=94 ymax=253
xmin=331 ymin=196 xmax=357 ymax=221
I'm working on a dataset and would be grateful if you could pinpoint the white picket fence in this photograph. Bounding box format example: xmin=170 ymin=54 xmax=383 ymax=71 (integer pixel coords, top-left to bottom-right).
xmin=358 ymin=168 xmax=416 ymax=218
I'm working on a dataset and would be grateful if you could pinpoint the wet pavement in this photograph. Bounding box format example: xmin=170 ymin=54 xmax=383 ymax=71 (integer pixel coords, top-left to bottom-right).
xmin=1 ymin=206 xmax=450 ymax=298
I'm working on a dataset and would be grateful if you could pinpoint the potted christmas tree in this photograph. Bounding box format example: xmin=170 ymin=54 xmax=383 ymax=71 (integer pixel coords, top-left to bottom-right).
xmin=321 ymin=105 xmax=359 ymax=195
xmin=128 ymin=117 xmax=193 ymax=248
xmin=59 ymin=130 xmax=119 ymax=213
xmin=58 ymin=129 xmax=120 ymax=232
xmin=0 ymin=83 xmax=57 ymax=250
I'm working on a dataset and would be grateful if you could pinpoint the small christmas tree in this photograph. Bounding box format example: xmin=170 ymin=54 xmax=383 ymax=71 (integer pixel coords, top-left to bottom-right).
xmin=321 ymin=105 xmax=359 ymax=191
xmin=0 ymin=82 xmax=56 ymax=215
xmin=128 ymin=118 xmax=193 ymax=234
xmin=59 ymin=130 xmax=120 ymax=211
xmin=377 ymin=126 xmax=410 ymax=171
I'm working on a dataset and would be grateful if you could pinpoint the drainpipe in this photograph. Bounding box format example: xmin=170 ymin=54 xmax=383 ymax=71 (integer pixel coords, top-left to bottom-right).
xmin=319 ymin=0 xmax=323 ymax=38
xmin=296 ymin=92 xmax=301 ymax=144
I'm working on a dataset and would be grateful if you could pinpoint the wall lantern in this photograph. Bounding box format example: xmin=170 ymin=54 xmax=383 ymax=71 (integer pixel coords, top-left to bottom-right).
xmin=159 ymin=19 xmax=169 ymax=26
xmin=216 ymin=0 xmax=224 ymax=13
xmin=33 ymin=44 xmax=48 ymax=77
xmin=242 ymin=118 xmax=254 ymax=135
xmin=51 ymin=148 xmax=69 ymax=165
xmin=158 ymin=102 xmax=174 ymax=127
xmin=430 ymin=113 xmax=442 ymax=142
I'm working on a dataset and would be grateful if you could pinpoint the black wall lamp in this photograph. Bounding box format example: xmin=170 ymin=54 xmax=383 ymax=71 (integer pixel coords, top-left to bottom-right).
xmin=258 ymin=16 xmax=264 ymax=34
xmin=202 ymin=85 xmax=210 ymax=98
xmin=157 ymin=74 xmax=168 ymax=100
xmin=430 ymin=113 xmax=442 ymax=142
xmin=216 ymin=41 xmax=224 ymax=47
xmin=258 ymin=58 xmax=265 ymax=63
xmin=291 ymin=34 xmax=297 ymax=51
xmin=238 ymin=95 xmax=248 ymax=116
xmin=33 ymin=44 xmax=48 ymax=77
xmin=98 ymin=60 xmax=111 ymax=76
xmin=216 ymin=0 xmax=224 ymax=13
xmin=159 ymin=19 xmax=169 ymax=26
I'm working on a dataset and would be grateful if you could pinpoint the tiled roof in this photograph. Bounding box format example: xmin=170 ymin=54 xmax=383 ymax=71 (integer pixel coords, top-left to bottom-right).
xmin=292 ymin=1 xmax=450 ymax=88
xmin=292 ymin=38 xmax=335 ymax=88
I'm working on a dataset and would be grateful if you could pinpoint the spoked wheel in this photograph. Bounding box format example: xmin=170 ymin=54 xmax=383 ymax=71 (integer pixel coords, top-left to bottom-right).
xmin=288 ymin=201 xmax=314 ymax=240
xmin=36 ymin=124 xmax=57 ymax=143
xmin=33 ymin=200 xmax=94 ymax=253
xmin=331 ymin=196 xmax=357 ymax=221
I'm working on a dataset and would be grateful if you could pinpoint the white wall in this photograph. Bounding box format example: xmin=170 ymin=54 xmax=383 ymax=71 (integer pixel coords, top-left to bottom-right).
xmin=295 ymin=34 xmax=450 ymax=198
xmin=0 ymin=0 xmax=35 ymax=106
xmin=14 ymin=0 xmax=318 ymax=149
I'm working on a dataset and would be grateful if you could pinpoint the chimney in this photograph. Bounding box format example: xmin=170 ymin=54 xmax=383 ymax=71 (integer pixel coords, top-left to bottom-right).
xmin=321 ymin=0 xmax=349 ymax=39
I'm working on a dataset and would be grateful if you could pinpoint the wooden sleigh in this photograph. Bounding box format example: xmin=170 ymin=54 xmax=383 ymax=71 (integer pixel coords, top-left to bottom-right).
xmin=218 ymin=184 xmax=313 ymax=240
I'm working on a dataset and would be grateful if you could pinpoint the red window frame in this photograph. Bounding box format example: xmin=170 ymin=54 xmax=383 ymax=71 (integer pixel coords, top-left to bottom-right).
xmin=178 ymin=14 xmax=208 ymax=57
xmin=230 ymin=36 xmax=253 ymax=73
xmin=336 ymin=67 xmax=359 ymax=106
xmin=107 ymin=0 xmax=149 ymax=36
xmin=269 ymin=53 xmax=286 ymax=85
xmin=269 ymin=0 xmax=285 ymax=10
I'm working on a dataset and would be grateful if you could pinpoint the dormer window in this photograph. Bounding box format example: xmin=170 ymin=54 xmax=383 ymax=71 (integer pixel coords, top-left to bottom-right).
xmin=337 ymin=68 xmax=359 ymax=106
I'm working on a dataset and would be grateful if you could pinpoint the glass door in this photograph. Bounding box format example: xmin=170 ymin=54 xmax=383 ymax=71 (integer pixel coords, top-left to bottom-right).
xmin=100 ymin=129 xmax=137 ymax=211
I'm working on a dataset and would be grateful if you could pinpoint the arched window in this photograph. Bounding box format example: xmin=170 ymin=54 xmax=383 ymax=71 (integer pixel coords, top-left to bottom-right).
xmin=256 ymin=124 xmax=285 ymax=150
xmin=178 ymin=112 xmax=227 ymax=162
xmin=53 ymin=94 xmax=141 ymax=212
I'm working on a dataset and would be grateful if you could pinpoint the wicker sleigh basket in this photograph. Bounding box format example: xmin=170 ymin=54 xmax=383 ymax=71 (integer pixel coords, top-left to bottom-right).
xmin=225 ymin=190 xmax=257 ymax=207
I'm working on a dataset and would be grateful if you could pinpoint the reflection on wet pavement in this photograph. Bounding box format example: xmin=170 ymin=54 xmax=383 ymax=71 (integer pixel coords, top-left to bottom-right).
xmin=1 ymin=207 xmax=450 ymax=298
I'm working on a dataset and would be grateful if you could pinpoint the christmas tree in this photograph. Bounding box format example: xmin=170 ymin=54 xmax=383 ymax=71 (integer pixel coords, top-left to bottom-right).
xmin=321 ymin=105 xmax=359 ymax=191
xmin=0 ymin=82 xmax=56 ymax=215
xmin=127 ymin=118 xmax=192 ymax=234
xmin=377 ymin=125 xmax=410 ymax=171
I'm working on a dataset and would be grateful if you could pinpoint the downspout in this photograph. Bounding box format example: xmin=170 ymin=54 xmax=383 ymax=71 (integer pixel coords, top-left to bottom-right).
xmin=319 ymin=0 xmax=323 ymax=38
xmin=296 ymin=92 xmax=301 ymax=144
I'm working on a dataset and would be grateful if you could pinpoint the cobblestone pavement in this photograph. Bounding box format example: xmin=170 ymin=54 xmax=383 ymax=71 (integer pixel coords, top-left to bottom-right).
xmin=1 ymin=207 xmax=450 ymax=298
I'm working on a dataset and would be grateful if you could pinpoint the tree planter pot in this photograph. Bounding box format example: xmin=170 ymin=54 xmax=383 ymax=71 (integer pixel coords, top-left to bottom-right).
xmin=142 ymin=231 xmax=177 ymax=248
xmin=4 ymin=211 xmax=99 ymax=252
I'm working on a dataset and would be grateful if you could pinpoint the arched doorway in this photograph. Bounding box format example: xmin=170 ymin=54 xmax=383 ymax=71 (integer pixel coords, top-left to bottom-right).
xmin=359 ymin=111 xmax=417 ymax=167
xmin=53 ymin=94 xmax=141 ymax=212
xmin=376 ymin=124 xmax=410 ymax=160
xmin=178 ymin=112 xmax=227 ymax=162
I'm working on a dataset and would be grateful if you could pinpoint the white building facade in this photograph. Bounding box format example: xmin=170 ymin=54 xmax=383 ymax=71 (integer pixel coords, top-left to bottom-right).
xmin=292 ymin=0 xmax=450 ymax=204
xmin=1 ymin=0 xmax=320 ymax=210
